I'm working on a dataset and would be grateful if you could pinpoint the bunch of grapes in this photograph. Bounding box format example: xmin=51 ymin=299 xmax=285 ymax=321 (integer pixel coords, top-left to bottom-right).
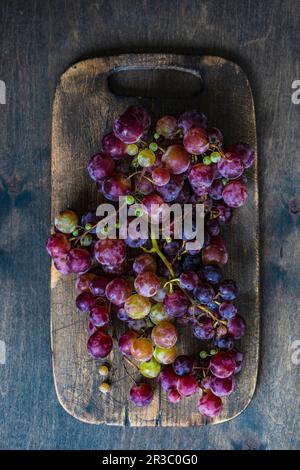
xmin=46 ymin=105 xmax=255 ymax=418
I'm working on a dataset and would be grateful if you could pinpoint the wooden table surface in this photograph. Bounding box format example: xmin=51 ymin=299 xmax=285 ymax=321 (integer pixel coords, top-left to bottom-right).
xmin=0 ymin=0 xmax=299 ymax=450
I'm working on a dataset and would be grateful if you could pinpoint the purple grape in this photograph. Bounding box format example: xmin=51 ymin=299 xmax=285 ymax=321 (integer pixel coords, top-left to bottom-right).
xmin=208 ymin=180 xmax=224 ymax=200
xmin=115 ymin=306 xmax=130 ymax=322
xmin=209 ymin=351 xmax=236 ymax=378
xmin=94 ymin=239 xmax=126 ymax=266
xmin=178 ymin=110 xmax=208 ymax=133
xmin=155 ymin=174 xmax=184 ymax=202
xmin=219 ymin=301 xmax=237 ymax=319
xmin=118 ymin=329 xmax=138 ymax=356
xmin=210 ymin=375 xmax=235 ymax=397
xmin=222 ymin=181 xmax=248 ymax=208
xmin=87 ymin=153 xmax=116 ymax=181
xmin=113 ymin=109 xmax=144 ymax=144
xmin=219 ymin=279 xmax=238 ymax=301
xmin=163 ymin=240 xmax=181 ymax=256
xmin=230 ymin=142 xmax=255 ymax=169
xmin=214 ymin=335 xmax=234 ymax=350
xmin=193 ymin=283 xmax=215 ymax=304
xmin=87 ymin=330 xmax=113 ymax=358
xmin=206 ymin=127 xmax=223 ymax=145
xmin=127 ymin=105 xmax=151 ymax=131
xmin=102 ymin=173 xmax=131 ymax=201
xmin=46 ymin=233 xmax=71 ymax=257
xmin=158 ymin=365 xmax=179 ymax=390
xmin=182 ymin=254 xmax=201 ymax=271
xmin=227 ymin=314 xmax=247 ymax=339
xmin=218 ymin=153 xmax=244 ymax=179
xmin=67 ymin=248 xmax=91 ymax=273
xmin=89 ymin=276 xmax=110 ymax=296
xmin=198 ymin=392 xmax=223 ymax=417
xmin=81 ymin=212 xmax=100 ymax=233
xmin=183 ymin=128 xmax=209 ymax=155
xmin=173 ymin=355 xmax=193 ymax=376
xmin=105 ymin=278 xmax=132 ymax=305
xmin=188 ymin=163 xmax=214 ymax=189
xmin=130 ymin=383 xmax=153 ymax=407
xmin=133 ymin=254 xmax=157 ymax=274
xmin=177 ymin=374 xmax=198 ymax=397
xmin=90 ymin=303 xmax=110 ymax=327
xmin=168 ymin=389 xmax=182 ymax=403
xmin=101 ymin=132 xmax=127 ymax=158
xmin=200 ymin=265 xmax=223 ymax=285
xmin=214 ymin=202 xmax=232 ymax=225
xmin=179 ymin=271 xmax=199 ymax=291
xmin=76 ymin=291 xmax=97 ymax=312
xmin=163 ymin=291 xmax=189 ymax=317
xmin=53 ymin=255 xmax=71 ymax=274
xmin=228 ymin=349 xmax=243 ymax=373
xmin=193 ymin=317 xmax=215 ymax=340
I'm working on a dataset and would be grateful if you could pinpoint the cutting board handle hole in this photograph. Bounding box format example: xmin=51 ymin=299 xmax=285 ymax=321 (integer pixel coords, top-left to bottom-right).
xmin=107 ymin=66 xmax=204 ymax=99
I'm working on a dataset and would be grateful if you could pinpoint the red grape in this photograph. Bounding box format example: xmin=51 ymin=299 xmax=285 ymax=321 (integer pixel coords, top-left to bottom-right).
xmin=209 ymin=351 xmax=236 ymax=378
xmin=89 ymin=276 xmax=110 ymax=296
xmin=198 ymin=392 xmax=223 ymax=417
xmin=133 ymin=254 xmax=157 ymax=275
xmin=210 ymin=375 xmax=235 ymax=397
xmin=105 ymin=278 xmax=132 ymax=305
xmin=102 ymin=132 xmax=127 ymax=158
xmin=151 ymin=166 xmax=170 ymax=186
xmin=222 ymin=180 xmax=248 ymax=208
xmin=134 ymin=271 xmax=160 ymax=297
xmin=46 ymin=233 xmax=71 ymax=257
xmin=130 ymin=383 xmax=153 ymax=407
xmin=183 ymin=127 xmax=209 ymax=155
xmin=178 ymin=110 xmax=208 ymax=133
xmin=168 ymin=388 xmax=181 ymax=404
xmin=158 ymin=365 xmax=179 ymax=390
xmin=102 ymin=173 xmax=131 ymax=201
xmin=156 ymin=115 xmax=177 ymax=139
xmin=177 ymin=374 xmax=198 ymax=397
xmin=87 ymin=153 xmax=116 ymax=181
xmin=162 ymin=145 xmax=191 ymax=174
xmin=218 ymin=152 xmax=244 ymax=180
xmin=75 ymin=272 xmax=96 ymax=293
xmin=188 ymin=163 xmax=214 ymax=188
xmin=230 ymin=142 xmax=255 ymax=169
xmin=163 ymin=291 xmax=189 ymax=318
xmin=227 ymin=314 xmax=246 ymax=339
xmin=90 ymin=303 xmax=110 ymax=327
xmin=179 ymin=271 xmax=199 ymax=290
xmin=118 ymin=329 xmax=138 ymax=356
xmin=94 ymin=239 xmax=126 ymax=266
xmin=67 ymin=248 xmax=91 ymax=273
xmin=76 ymin=291 xmax=97 ymax=312
xmin=87 ymin=330 xmax=113 ymax=358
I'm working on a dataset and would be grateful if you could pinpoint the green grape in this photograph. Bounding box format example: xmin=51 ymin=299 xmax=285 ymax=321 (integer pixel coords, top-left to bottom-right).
xmin=149 ymin=142 xmax=158 ymax=151
xmin=210 ymin=151 xmax=221 ymax=163
xmin=138 ymin=149 xmax=156 ymax=167
xmin=139 ymin=357 xmax=161 ymax=378
xmin=55 ymin=210 xmax=78 ymax=234
xmin=125 ymin=294 xmax=151 ymax=319
xmin=203 ymin=156 xmax=211 ymax=165
xmin=150 ymin=303 xmax=169 ymax=325
xmin=131 ymin=337 xmax=153 ymax=362
xmin=153 ymin=345 xmax=177 ymax=365
xmin=126 ymin=144 xmax=139 ymax=156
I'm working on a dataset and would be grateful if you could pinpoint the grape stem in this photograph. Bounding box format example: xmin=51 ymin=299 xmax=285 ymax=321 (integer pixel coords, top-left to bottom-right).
xmin=148 ymin=226 xmax=175 ymax=278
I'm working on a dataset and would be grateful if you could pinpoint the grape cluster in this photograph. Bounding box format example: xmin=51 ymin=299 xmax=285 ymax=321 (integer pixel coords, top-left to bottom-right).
xmin=46 ymin=106 xmax=255 ymax=418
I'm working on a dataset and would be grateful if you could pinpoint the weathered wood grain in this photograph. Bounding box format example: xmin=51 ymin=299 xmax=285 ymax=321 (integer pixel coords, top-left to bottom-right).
xmin=51 ymin=54 xmax=259 ymax=426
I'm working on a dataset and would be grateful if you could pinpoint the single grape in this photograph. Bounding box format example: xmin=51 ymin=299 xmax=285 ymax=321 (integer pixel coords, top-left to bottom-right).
xmin=153 ymin=345 xmax=177 ymax=365
xmin=90 ymin=303 xmax=110 ymax=327
xmin=151 ymin=166 xmax=170 ymax=186
xmin=177 ymin=374 xmax=198 ymax=397
xmin=94 ymin=239 xmax=126 ymax=266
xmin=142 ymin=193 xmax=168 ymax=224
xmin=198 ymin=392 xmax=223 ymax=417
xmin=193 ymin=282 xmax=215 ymax=304
xmin=222 ymin=180 xmax=248 ymax=208
xmin=131 ymin=337 xmax=153 ymax=362
xmin=124 ymin=294 xmax=151 ymax=319
xmin=140 ymin=357 xmax=161 ymax=378
xmin=76 ymin=291 xmax=97 ymax=312
xmin=156 ymin=115 xmax=178 ymax=139
xmin=178 ymin=110 xmax=208 ymax=133
xmin=155 ymin=174 xmax=184 ymax=202
xmin=210 ymin=375 xmax=235 ymax=397
xmin=183 ymin=127 xmax=209 ymax=155
xmin=158 ymin=365 xmax=179 ymax=390
xmin=193 ymin=317 xmax=215 ymax=340
xmin=151 ymin=320 xmax=178 ymax=348
xmin=200 ymin=265 xmax=223 ymax=285
xmin=127 ymin=105 xmax=151 ymax=131
xmin=227 ymin=314 xmax=246 ymax=339
xmin=208 ymin=179 xmax=224 ymax=200
xmin=138 ymin=148 xmax=156 ymax=167
xmin=219 ymin=301 xmax=237 ymax=319
xmin=162 ymin=144 xmax=191 ymax=175
xmin=81 ymin=212 xmax=100 ymax=233
xmin=115 ymin=305 xmax=130 ymax=321
xmin=87 ymin=318 xmax=99 ymax=335
xmin=227 ymin=349 xmax=243 ymax=373
xmin=214 ymin=335 xmax=234 ymax=350
xmin=87 ymin=330 xmax=113 ymax=358
xmin=67 ymin=248 xmax=91 ymax=273
xmin=152 ymin=281 xmax=168 ymax=303
xmin=102 ymin=262 xmax=126 ymax=275
xmin=179 ymin=271 xmax=199 ymax=290
xmin=188 ymin=163 xmax=214 ymax=188
xmin=149 ymin=303 xmax=169 ymax=325
xmin=87 ymin=153 xmax=116 ymax=181
xmin=102 ymin=173 xmax=131 ymax=201
xmin=206 ymin=127 xmax=223 ymax=145
xmin=213 ymin=202 xmax=232 ymax=225
xmin=130 ymin=382 xmax=153 ymax=407
xmin=75 ymin=272 xmax=96 ymax=293
xmin=217 ymin=153 xmax=244 ymax=180
xmin=182 ymin=254 xmax=201 ymax=271
xmin=118 ymin=329 xmax=138 ymax=356
xmin=127 ymin=318 xmax=148 ymax=332
xmin=46 ymin=233 xmax=71 ymax=257
xmin=173 ymin=355 xmax=193 ymax=376
xmin=163 ymin=240 xmax=182 ymax=256
xmin=105 ymin=278 xmax=132 ymax=305
xmin=55 ymin=210 xmax=78 ymax=234
xmin=53 ymin=255 xmax=71 ymax=274
xmin=89 ymin=276 xmax=110 ymax=296
xmin=102 ymin=132 xmax=127 ymax=158
xmin=133 ymin=254 xmax=157 ymax=275
xmin=134 ymin=174 xmax=154 ymax=195
xmin=134 ymin=271 xmax=161 ymax=298
xmin=201 ymin=244 xmax=228 ymax=267
xmin=209 ymin=351 xmax=236 ymax=378
xmin=229 ymin=142 xmax=255 ymax=169
xmin=219 ymin=279 xmax=238 ymax=301
xmin=113 ymin=110 xmax=144 ymax=144
xmin=168 ymin=388 xmax=182 ymax=404
xmin=163 ymin=291 xmax=189 ymax=318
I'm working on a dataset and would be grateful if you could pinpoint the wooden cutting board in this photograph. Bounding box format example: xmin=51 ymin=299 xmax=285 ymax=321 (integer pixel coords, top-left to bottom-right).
xmin=50 ymin=54 xmax=259 ymax=426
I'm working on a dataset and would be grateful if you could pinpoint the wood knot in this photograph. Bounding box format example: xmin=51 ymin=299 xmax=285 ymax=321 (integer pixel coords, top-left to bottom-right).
xmin=289 ymin=196 xmax=300 ymax=222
